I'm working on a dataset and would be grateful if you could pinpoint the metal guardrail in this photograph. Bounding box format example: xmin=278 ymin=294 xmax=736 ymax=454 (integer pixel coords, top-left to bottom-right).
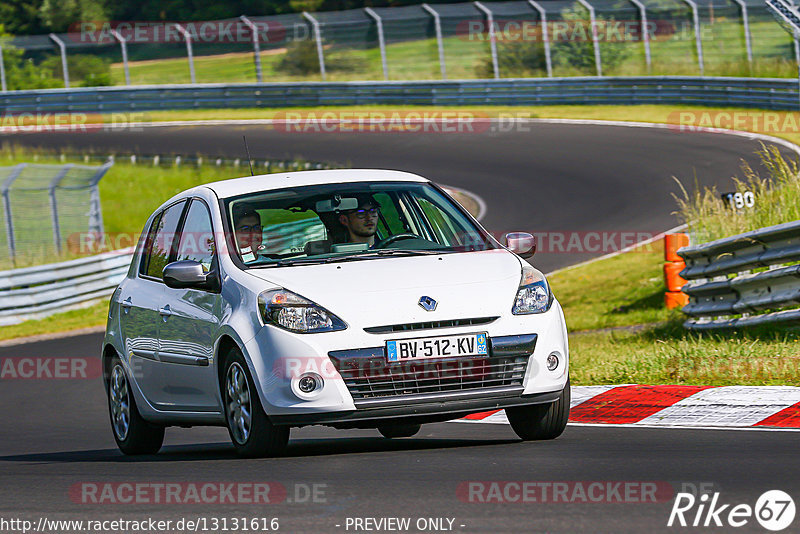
xmin=678 ymin=220 xmax=800 ymax=330
xmin=2 ymin=77 xmax=800 ymax=114
xmin=0 ymin=249 xmax=133 ymax=326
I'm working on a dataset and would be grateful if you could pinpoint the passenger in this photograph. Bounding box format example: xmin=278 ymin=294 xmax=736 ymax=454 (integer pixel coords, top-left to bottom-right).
xmin=233 ymin=205 xmax=264 ymax=262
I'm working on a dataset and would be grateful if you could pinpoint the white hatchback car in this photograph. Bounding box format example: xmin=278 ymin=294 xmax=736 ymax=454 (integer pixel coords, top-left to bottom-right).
xmin=103 ymin=169 xmax=570 ymax=457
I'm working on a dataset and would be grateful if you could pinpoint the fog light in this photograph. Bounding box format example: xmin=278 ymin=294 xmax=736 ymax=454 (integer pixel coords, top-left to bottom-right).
xmin=546 ymin=353 xmax=559 ymax=371
xmin=298 ymin=374 xmax=318 ymax=393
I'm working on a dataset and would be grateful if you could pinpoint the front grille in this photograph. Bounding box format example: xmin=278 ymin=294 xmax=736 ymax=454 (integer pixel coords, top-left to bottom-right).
xmin=363 ymin=317 xmax=498 ymax=334
xmin=329 ymin=334 xmax=536 ymax=403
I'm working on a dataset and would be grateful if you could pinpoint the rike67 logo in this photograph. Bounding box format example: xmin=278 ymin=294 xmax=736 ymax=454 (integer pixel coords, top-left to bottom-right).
xmin=668 ymin=490 xmax=795 ymax=531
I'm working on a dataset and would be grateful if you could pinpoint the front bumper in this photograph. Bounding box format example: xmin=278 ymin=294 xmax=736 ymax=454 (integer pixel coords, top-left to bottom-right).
xmin=242 ymin=300 xmax=569 ymax=420
xmin=270 ymin=387 xmax=561 ymax=427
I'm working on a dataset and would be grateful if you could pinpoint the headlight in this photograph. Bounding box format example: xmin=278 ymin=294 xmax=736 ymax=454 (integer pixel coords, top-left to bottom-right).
xmin=258 ymin=289 xmax=347 ymax=333
xmin=512 ymin=264 xmax=552 ymax=315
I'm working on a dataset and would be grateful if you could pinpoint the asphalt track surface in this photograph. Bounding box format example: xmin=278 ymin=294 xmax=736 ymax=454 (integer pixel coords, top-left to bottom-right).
xmin=2 ymin=123 xmax=799 ymax=533
xmin=4 ymin=121 xmax=794 ymax=272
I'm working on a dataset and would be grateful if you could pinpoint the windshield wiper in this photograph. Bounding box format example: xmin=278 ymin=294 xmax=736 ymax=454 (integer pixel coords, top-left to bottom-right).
xmin=256 ymin=249 xmax=449 ymax=268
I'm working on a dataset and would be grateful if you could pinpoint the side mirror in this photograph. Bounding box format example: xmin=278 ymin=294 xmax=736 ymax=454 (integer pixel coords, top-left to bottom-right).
xmin=503 ymin=232 xmax=536 ymax=259
xmin=163 ymin=260 xmax=219 ymax=291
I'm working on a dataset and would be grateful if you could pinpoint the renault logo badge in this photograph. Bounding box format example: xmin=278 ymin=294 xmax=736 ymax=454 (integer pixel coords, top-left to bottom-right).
xmin=418 ymin=296 xmax=437 ymax=311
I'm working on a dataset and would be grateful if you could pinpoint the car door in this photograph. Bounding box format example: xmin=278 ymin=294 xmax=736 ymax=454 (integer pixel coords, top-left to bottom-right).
xmin=157 ymin=198 xmax=222 ymax=412
xmin=119 ymin=200 xmax=187 ymax=408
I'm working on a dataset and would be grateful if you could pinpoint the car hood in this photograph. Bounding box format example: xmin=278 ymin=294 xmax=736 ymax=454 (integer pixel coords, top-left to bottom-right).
xmin=246 ymin=249 xmax=523 ymax=327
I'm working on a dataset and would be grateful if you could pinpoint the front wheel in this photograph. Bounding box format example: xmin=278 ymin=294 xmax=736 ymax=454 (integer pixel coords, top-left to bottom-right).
xmin=107 ymin=356 xmax=165 ymax=455
xmin=506 ymin=378 xmax=570 ymax=441
xmin=223 ymin=349 xmax=289 ymax=458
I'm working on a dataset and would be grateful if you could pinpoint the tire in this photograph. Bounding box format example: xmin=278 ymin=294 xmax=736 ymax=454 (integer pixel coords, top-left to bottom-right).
xmin=107 ymin=356 xmax=165 ymax=455
xmin=222 ymin=348 xmax=289 ymax=458
xmin=378 ymin=423 xmax=422 ymax=439
xmin=506 ymin=378 xmax=570 ymax=441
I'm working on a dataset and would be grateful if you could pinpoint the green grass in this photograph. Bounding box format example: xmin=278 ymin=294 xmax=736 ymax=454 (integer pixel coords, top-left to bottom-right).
xmin=0 ymin=302 xmax=108 ymax=342
xmin=0 ymin=147 xmax=316 ymax=270
xmin=549 ymin=240 xmax=677 ymax=332
xmin=108 ymin=18 xmax=799 ymax=85
xmin=569 ymin=323 xmax=800 ymax=385
xmin=550 ymin=239 xmax=800 ymax=385
xmin=675 ymin=144 xmax=800 ymax=243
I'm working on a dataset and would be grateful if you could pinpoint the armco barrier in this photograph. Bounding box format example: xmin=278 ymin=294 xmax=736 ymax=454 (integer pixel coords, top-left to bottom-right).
xmin=677 ymin=220 xmax=800 ymax=330
xmin=0 ymin=249 xmax=133 ymax=326
xmin=2 ymin=77 xmax=800 ymax=114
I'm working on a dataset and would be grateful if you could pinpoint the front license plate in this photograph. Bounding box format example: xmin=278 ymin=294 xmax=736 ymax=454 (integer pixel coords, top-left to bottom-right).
xmin=386 ymin=332 xmax=488 ymax=362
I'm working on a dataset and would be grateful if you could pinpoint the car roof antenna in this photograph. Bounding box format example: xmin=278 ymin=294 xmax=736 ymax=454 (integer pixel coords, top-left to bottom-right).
xmin=243 ymin=135 xmax=254 ymax=176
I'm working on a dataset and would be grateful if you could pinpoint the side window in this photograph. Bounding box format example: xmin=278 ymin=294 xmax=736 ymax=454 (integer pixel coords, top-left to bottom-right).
xmin=176 ymin=199 xmax=216 ymax=271
xmin=141 ymin=200 xmax=187 ymax=280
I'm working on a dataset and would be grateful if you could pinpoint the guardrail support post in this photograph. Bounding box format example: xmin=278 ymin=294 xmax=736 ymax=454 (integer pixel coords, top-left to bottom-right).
xmin=303 ymin=12 xmax=327 ymax=81
xmin=365 ymin=8 xmax=389 ymax=80
xmin=173 ymin=24 xmax=196 ymax=84
xmin=731 ymin=0 xmax=753 ymax=66
xmin=240 ymin=16 xmax=263 ymax=83
xmin=422 ymin=4 xmax=447 ymax=80
xmin=680 ymin=0 xmax=704 ymax=75
xmin=49 ymin=34 xmax=70 ymax=88
xmin=576 ymin=0 xmax=602 ymax=76
xmin=527 ymin=0 xmax=552 ymax=77
xmin=48 ymin=164 xmax=73 ymax=255
xmin=1 ymin=164 xmax=27 ymax=262
xmin=629 ymin=0 xmax=651 ymax=72
xmin=0 ymin=44 xmax=6 ymax=92
xmin=110 ymin=29 xmax=130 ymax=86
xmin=475 ymin=2 xmax=500 ymax=79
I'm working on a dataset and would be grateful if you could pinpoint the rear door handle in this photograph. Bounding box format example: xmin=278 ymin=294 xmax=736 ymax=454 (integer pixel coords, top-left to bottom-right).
xmin=121 ymin=297 xmax=132 ymax=314
xmin=159 ymin=305 xmax=172 ymax=320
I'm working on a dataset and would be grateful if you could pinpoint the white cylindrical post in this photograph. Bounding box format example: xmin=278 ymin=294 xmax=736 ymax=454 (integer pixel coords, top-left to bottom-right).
xmin=0 ymin=44 xmax=6 ymax=92
xmin=303 ymin=12 xmax=326 ymax=81
xmin=365 ymin=8 xmax=389 ymax=80
xmin=173 ymin=24 xmax=196 ymax=83
xmin=475 ymin=2 xmax=499 ymax=79
xmin=422 ymin=4 xmax=447 ymax=80
xmin=576 ymin=0 xmax=602 ymax=76
xmin=629 ymin=0 xmax=651 ymax=72
xmin=730 ymin=0 xmax=752 ymax=65
xmin=110 ymin=29 xmax=130 ymax=85
xmin=680 ymin=0 xmax=704 ymax=75
xmin=240 ymin=16 xmax=264 ymax=83
xmin=49 ymin=33 xmax=70 ymax=88
xmin=528 ymin=0 xmax=552 ymax=77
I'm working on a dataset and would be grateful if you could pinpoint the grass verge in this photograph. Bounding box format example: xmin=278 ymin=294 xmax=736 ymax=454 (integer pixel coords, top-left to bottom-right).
xmin=552 ymin=240 xmax=800 ymax=386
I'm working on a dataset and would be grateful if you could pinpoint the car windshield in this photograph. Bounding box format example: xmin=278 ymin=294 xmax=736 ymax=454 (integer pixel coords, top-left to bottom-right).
xmin=223 ymin=181 xmax=496 ymax=267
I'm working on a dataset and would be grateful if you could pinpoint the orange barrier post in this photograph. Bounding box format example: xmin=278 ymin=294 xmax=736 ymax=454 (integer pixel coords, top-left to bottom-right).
xmin=664 ymin=233 xmax=689 ymax=263
xmin=664 ymin=233 xmax=690 ymax=309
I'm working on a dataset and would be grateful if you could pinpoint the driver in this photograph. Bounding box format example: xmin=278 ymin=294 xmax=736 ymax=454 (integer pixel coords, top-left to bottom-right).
xmin=338 ymin=195 xmax=380 ymax=247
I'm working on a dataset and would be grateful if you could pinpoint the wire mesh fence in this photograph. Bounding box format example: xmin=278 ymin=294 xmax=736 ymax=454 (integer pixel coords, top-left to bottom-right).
xmin=0 ymin=0 xmax=797 ymax=91
xmin=0 ymin=163 xmax=111 ymax=268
